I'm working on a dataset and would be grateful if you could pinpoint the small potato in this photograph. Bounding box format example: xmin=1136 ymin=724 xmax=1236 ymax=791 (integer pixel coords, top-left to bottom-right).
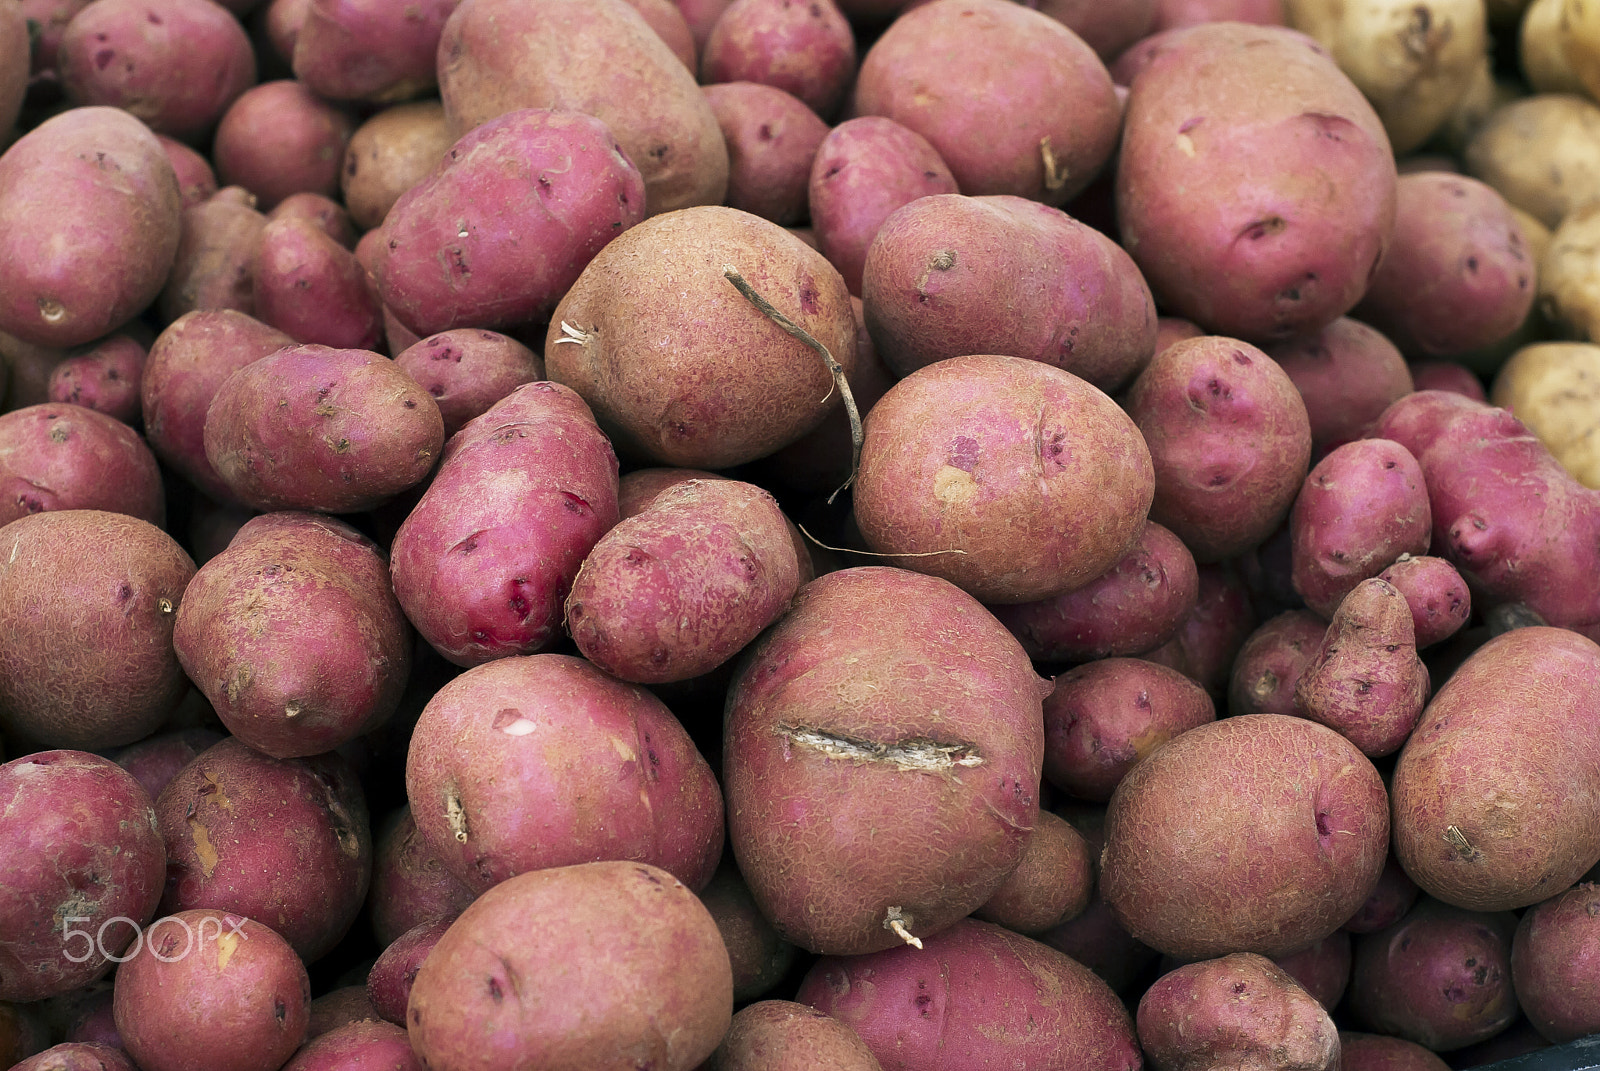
xmin=291 ymin=0 xmax=455 ymax=103
xmin=213 ymin=80 xmax=356 ymax=210
xmin=1490 ymin=342 xmax=1600 ymax=487
xmin=253 ymin=216 xmax=382 ymax=350
xmin=368 ymin=806 xmax=475 ymax=947
xmin=698 ymin=863 xmax=798 ymax=1003
xmin=704 ymin=82 xmax=830 ymax=226
xmin=267 ymin=192 xmax=354 ymax=248
xmin=1229 ymin=610 xmax=1327 ymax=716
xmin=9 ymin=1045 xmax=136 ymax=1071
xmin=1378 ymin=554 xmax=1471 ymax=647
xmin=1264 ymin=317 xmax=1413 ymax=451
xmin=1411 ymin=360 xmax=1488 ymax=399
xmin=1139 ymin=562 xmax=1260 ymax=696
xmin=158 ymin=135 xmax=219 ymax=208
xmin=1511 ymin=883 xmax=1600 ymax=1042
xmin=1343 ymin=855 xmax=1422 ymax=934
xmin=1274 ymin=930 xmax=1352 ymax=1009
xmin=0 ymin=402 xmax=163 ymax=527
xmin=1032 ymin=0 xmax=1157 ymax=60
xmin=158 ymin=186 xmax=268 ymax=322
xmin=283 ymin=1020 xmax=420 ymax=1071
xmin=1464 ymin=94 xmax=1600 ymax=229
xmin=340 ymin=101 xmax=454 ymax=231
xmin=392 ymin=329 xmax=544 ymax=437
xmin=972 ymin=810 xmax=1094 ymax=934
xmin=305 ymin=988 xmax=378 ymax=1039
xmin=113 ymin=727 xmax=225 ymax=800
xmin=46 ymin=334 xmax=146 ymax=425
xmin=366 ymin=916 xmax=451 ymax=1024
xmin=1340 ymin=1033 xmax=1452 ymax=1071
xmin=1537 ymin=202 xmax=1600 ymax=346
xmin=701 ymin=0 xmax=856 ymax=117
xmin=711 ymin=1002 xmax=882 ymax=1071
xmin=1038 ymin=891 xmax=1163 ymax=997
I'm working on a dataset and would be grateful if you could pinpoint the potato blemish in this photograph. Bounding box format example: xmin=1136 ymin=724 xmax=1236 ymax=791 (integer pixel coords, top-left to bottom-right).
xmin=778 ymin=725 xmax=984 ymax=771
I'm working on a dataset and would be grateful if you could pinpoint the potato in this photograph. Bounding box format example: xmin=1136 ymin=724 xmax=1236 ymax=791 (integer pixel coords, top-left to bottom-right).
xmin=1039 ymin=891 xmax=1163 ymax=997
xmin=389 ymin=382 xmax=619 ymax=666
xmin=1126 ymin=336 xmax=1313 ymax=563
xmin=158 ymin=134 xmax=219 ymax=208
xmin=366 ymin=915 xmax=451 ymax=1025
xmin=704 ymin=82 xmax=830 ymax=226
xmin=406 ymin=861 xmax=732 ymax=1071
xmin=1274 ymin=930 xmax=1352 ymax=1008
xmin=1340 ymin=1033 xmax=1452 ymax=1071
xmin=213 ymin=80 xmax=356 ymax=210
xmin=1391 ymin=626 xmax=1600 ymax=911
xmin=711 ymin=1002 xmax=882 ymax=1071
xmin=158 ymin=187 xmax=268 ymax=322
xmin=702 ymin=0 xmax=854 ymax=117
xmin=1535 ymin=202 xmax=1600 ymax=349
xmin=725 ymin=567 xmax=1049 ymax=955
xmin=340 ymin=102 xmax=453 ymax=232
xmin=862 ymin=194 xmax=1158 ymax=391
xmin=1564 ymin=0 xmax=1600 ymax=100
xmin=1378 ymin=554 xmax=1471 ymax=647
xmin=0 ymin=403 xmax=164 ymax=527
xmin=1229 ymin=610 xmax=1327 ymax=716
xmin=1264 ymin=317 xmax=1414 ymax=451
xmin=1101 ymin=713 xmax=1390 ymax=959
xmin=1286 ymin=0 xmax=1487 ymax=155
xmin=1151 ymin=0 xmax=1286 ymax=28
xmin=58 ymin=0 xmax=257 ymax=141
xmin=438 ymin=0 xmax=729 ymax=216
xmin=1490 ymin=342 xmax=1600 ymax=487
xmin=374 ymin=109 xmax=646 ymax=337
xmin=1347 ymin=898 xmax=1518 ymax=1051
xmin=1523 ymin=0 xmax=1587 ymax=93
xmin=545 ymin=206 xmax=856 ymax=469
xmin=1344 ymin=855 xmax=1422 ymax=933
xmin=1031 ymin=0 xmax=1157 ymax=60
xmin=854 ymin=0 xmax=1121 ymax=206
xmin=972 ymin=809 xmax=1094 ymax=934
xmin=284 ymin=1020 xmax=420 ymax=1071
xmin=0 ymin=4 xmax=25 ymax=135
xmin=113 ymin=910 xmax=310 ymax=1071
xmin=1411 ymin=360 xmax=1488 ymax=399
xmin=1042 ymin=659 xmax=1216 ymax=802
xmin=697 ymin=863 xmax=796 ymax=1003
xmin=291 ymin=0 xmax=455 ymax=103
xmin=368 ymin=806 xmax=475 ymax=947
xmin=304 ymin=988 xmax=378 ymax=1039
xmin=47 ymin=333 xmax=146 ymax=425
xmin=253 ymin=216 xmax=383 ymax=350
xmin=1464 ymin=94 xmax=1600 ymax=229
xmin=0 ymin=107 xmax=181 ymax=349
xmin=267 ymin=192 xmax=354 ymax=248
xmin=0 ymin=752 xmax=165 ymax=1003
xmin=392 ymin=329 xmax=543 ymax=437
xmin=854 ymin=354 xmax=1154 ymax=603
xmin=1139 ymin=562 xmax=1260 ymax=696
xmin=114 ymin=727 xmax=225 ymax=801
xmin=203 ymin=344 xmax=444 ymax=513
xmin=796 ymin=919 xmax=1141 ymax=1071
xmin=1511 ymin=883 xmax=1600 ymax=1041
xmin=155 ymin=738 xmax=371 ymax=962
xmin=0 ymin=511 xmax=194 ymax=749
xmin=9 ymin=1045 xmax=136 ymax=1071
xmin=1117 ymin=23 xmax=1396 ymax=341
xmin=1136 ymin=953 xmax=1338 ymax=1071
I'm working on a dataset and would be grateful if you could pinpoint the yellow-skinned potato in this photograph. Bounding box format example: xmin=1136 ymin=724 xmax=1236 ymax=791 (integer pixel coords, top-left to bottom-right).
xmin=1538 ymin=199 xmax=1600 ymax=340
xmin=1465 ymin=94 xmax=1600 ymax=227
xmin=1563 ymin=0 xmax=1600 ymax=100
xmin=1525 ymin=0 xmax=1586 ymax=93
xmin=1491 ymin=341 xmax=1600 ymax=486
xmin=1287 ymin=0 xmax=1488 ymax=155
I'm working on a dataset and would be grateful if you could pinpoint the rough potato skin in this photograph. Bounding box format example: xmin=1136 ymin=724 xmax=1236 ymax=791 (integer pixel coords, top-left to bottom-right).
xmin=0 ymin=753 xmax=165 ymax=1003
xmin=1338 ymin=1033 xmax=1452 ymax=1071
xmin=1511 ymin=883 xmax=1600 ymax=1042
xmin=1101 ymin=714 xmax=1390 ymax=959
xmin=711 ymin=1002 xmax=882 ymax=1071
xmin=698 ymin=863 xmax=797 ymax=1003
xmin=406 ymin=861 xmax=733 ymax=1071
xmin=972 ymin=809 xmax=1094 ymax=933
xmin=1264 ymin=317 xmax=1413 ymax=451
xmin=388 ymin=381 xmax=620 ymax=667
xmin=114 ymin=727 xmax=225 ymax=801
xmin=1140 ymin=561 xmax=1260 ymax=696
xmin=0 ymin=511 xmax=194 ymax=749
xmin=1117 ymin=23 xmax=1396 ymax=340
xmin=1136 ymin=954 xmax=1339 ymax=1071
xmin=307 ymin=988 xmax=380 ymax=1040
xmin=0 ymin=107 xmax=182 ymax=349
xmin=392 ymin=329 xmax=544 ymax=438
xmin=1127 ymin=336 xmax=1313 ymax=562
xmin=0 ymin=403 xmax=164 ymax=528
xmin=701 ymin=0 xmax=856 ymax=117
xmin=797 ymin=919 xmax=1142 ymax=1071
xmin=854 ymin=0 xmax=1121 ymax=205
xmin=284 ymin=1020 xmax=420 ymax=1071
xmin=704 ymin=82 xmax=830 ymax=226
xmin=368 ymin=806 xmax=476 ymax=947
xmin=438 ymin=0 xmax=729 ymax=216
xmin=854 ymin=354 xmax=1154 ymax=603
xmin=341 ymin=102 xmax=456 ymax=232
xmin=1377 ymin=555 xmax=1471 ymax=648
xmin=154 ymin=739 xmax=372 ymax=962
xmin=1391 ymin=627 xmax=1600 ymax=911
xmin=1490 ymin=341 xmax=1600 ymax=489
xmin=1273 ymin=929 xmax=1351 ymax=1008
xmin=203 ymin=344 xmax=444 ymax=513
xmin=725 ymin=567 xmax=1048 ymax=955
xmin=544 ymin=206 xmax=856 ymax=469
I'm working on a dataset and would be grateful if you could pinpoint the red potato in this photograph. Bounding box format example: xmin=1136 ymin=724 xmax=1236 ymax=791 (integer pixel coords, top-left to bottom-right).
xmin=389 ymin=381 xmax=619 ymax=667
xmin=340 ymin=102 xmax=455 ymax=232
xmin=305 ymin=988 xmax=380 ymax=1038
xmin=1378 ymin=554 xmax=1471 ymax=648
xmin=291 ymin=0 xmax=456 ymax=103
xmin=259 ymin=0 xmax=309 ymax=66
xmin=624 ymin=0 xmax=697 ymax=69
xmin=704 ymin=82 xmax=830 ymax=226
xmin=368 ymin=806 xmax=476 ymax=947
xmin=113 ymin=727 xmax=226 ymax=801
xmin=1274 ymin=929 xmax=1352 ymax=1009
xmin=284 ymin=1020 xmax=421 ymax=1071
xmin=1343 ymin=855 xmax=1421 ymax=933
xmin=1117 ymin=23 xmax=1396 ymax=341
xmin=798 ymin=919 xmax=1141 ymax=1071
xmin=854 ymin=0 xmax=1121 ymax=206
xmin=808 ymin=117 xmax=960 ymax=296
xmin=1511 ymin=884 xmax=1600 ymax=1042
xmin=0 ymin=511 xmax=194 ymax=750
xmin=155 ymin=739 xmax=371 ymax=962
xmin=113 ymin=910 xmax=311 ymax=1071
xmin=699 ymin=864 xmax=798 ymax=1003
xmin=156 ymin=135 xmax=219 ymax=208
xmin=1032 ymin=0 xmax=1157 ymax=60
xmin=972 ymin=809 xmax=1094 ymax=933
xmin=1127 ymin=335 xmax=1313 ymax=562
xmin=1265 ymin=318 xmax=1414 ymax=452
xmin=0 ymin=107 xmax=182 ymax=349
xmin=367 ymin=916 xmax=452 ymax=1024
xmin=678 ymin=0 xmax=732 ymax=48
xmin=1137 ymin=954 xmax=1338 ymax=1071
xmin=1228 ymin=609 xmax=1327 ymax=716
xmin=711 ymin=1002 xmax=882 ymax=1071
xmin=0 ymin=403 xmax=163 ymax=527
xmin=267 ymin=192 xmax=355 ymax=248
xmin=1151 ymin=0 xmax=1285 ymax=27
xmin=158 ymin=186 xmax=268 ymax=323
xmin=1340 ymin=1034 xmax=1452 ymax=1071
xmin=47 ymin=334 xmax=146 ymax=425
xmin=57 ymin=0 xmax=257 ymax=141
xmin=373 ymin=108 xmax=646 ymax=337
xmin=1411 ymin=360 xmax=1486 ymax=400
xmin=0 ymin=753 xmax=165 ymax=1003
xmin=8 ymin=1045 xmax=136 ymax=1071
xmin=1139 ymin=561 xmax=1259 ymax=696
xmin=253 ymin=216 xmax=382 ymax=350
xmin=213 ymin=80 xmax=356 ymax=210
xmin=701 ymin=0 xmax=856 ymax=117
xmin=392 ymin=329 xmax=543 ymax=438
xmin=1039 ymin=891 xmax=1163 ymax=997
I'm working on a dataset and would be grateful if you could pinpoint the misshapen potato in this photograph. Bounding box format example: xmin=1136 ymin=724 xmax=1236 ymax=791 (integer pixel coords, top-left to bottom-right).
xmin=1117 ymin=23 xmax=1397 ymax=341
xmin=1228 ymin=610 xmax=1328 ymax=716
xmin=1378 ymin=554 xmax=1471 ymax=647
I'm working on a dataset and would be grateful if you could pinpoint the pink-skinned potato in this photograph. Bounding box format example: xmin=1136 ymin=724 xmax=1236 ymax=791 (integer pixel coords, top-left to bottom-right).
xmin=0 ymin=4 xmax=25 ymax=134
xmin=1033 ymin=0 xmax=1156 ymax=59
xmin=173 ymin=512 xmax=412 ymax=759
xmin=389 ymin=381 xmax=619 ymax=667
xmin=0 ymin=403 xmax=164 ymax=527
xmin=1339 ymin=1033 xmax=1452 ymax=1071
xmin=853 ymin=353 xmax=1154 ymax=604
xmin=158 ymin=135 xmax=219 ymax=208
xmin=1151 ymin=0 xmax=1285 ymax=27
xmin=438 ymin=0 xmax=729 ymax=216
xmin=1128 ymin=335 xmax=1312 ymax=562
xmin=9 ymin=1044 xmax=137 ymax=1071
xmin=253 ymin=216 xmax=383 ymax=350
xmin=0 ymin=511 xmax=194 ymax=750
xmin=405 ymin=653 xmax=723 ymax=894
xmin=623 ymin=0 xmax=696 ymax=69
xmin=406 ymin=861 xmax=732 ymax=1071
xmin=155 ymin=740 xmax=371 ymax=963
xmin=373 ymin=108 xmax=646 ymax=337
xmin=854 ymin=0 xmax=1121 ymax=206
xmin=972 ymin=809 xmax=1094 ymax=934
xmin=704 ymin=82 xmax=830 ymax=226
xmin=1412 ymin=360 xmax=1486 ymax=400
xmin=113 ymin=910 xmax=311 ymax=1071
xmin=0 ymin=752 xmax=165 ymax=1003
xmin=1139 ymin=561 xmax=1259 ymax=696
xmin=1228 ymin=609 xmax=1327 ymax=716
xmin=724 ymin=567 xmax=1049 ymax=956
xmin=862 ymin=194 xmax=1158 ymax=391
xmin=698 ymin=863 xmax=798 ymax=1003
xmin=305 ymin=988 xmax=379 ymax=1038
xmin=710 ymin=1001 xmax=882 ymax=1071
xmin=284 ymin=1020 xmax=420 ymax=1071
xmin=0 ymin=107 xmax=182 ymax=349
xmin=1511 ymin=884 xmax=1600 ymax=1042
xmin=797 ymin=919 xmax=1141 ymax=1071
xmin=203 ymin=344 xmax=444 ymax=513
xmin=367 ymin=916 xmax=452 ymax=1025
xmin=1273 ymin=929 xmax=1351 ymax=1009
xmin=1264 ymin=317 xmax=1413 ymax=452
xmin=291 ymin=0 xmax=456 ymax=103
xmin=14 ymin=0 xmax=92 ymax=78
xmin=392 ymin=329 xmax=543 ymax=437
xmin=340 ymin=102 xmax=456 ymax=232
xmin=368 ymin=806 xmax=476 ymax=947
xmin=1117 ymin=22 xmax=1396 ymax=341
xmin=1101 ymin=713 xmax=1390 ymax=959
xmin=114 ymin=727 xmax=226 ymax=801
xmin=701 ymin=0 xmax=856 ymax=118
xmin=1039 ymin=891 xmax=1163 ymax=997
xmin=47 ymin=334 xmax=147 ymax=425
xmin=158 ymin=186 xmax=268 ymax=323
xmin=213 ymin=81 xmax=355 ymax=210
xmin=1342 ymin=855 xmax=1420 ymax=934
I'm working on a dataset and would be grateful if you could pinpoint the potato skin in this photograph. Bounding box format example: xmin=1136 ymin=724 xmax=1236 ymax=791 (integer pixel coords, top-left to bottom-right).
xmin=1101 ymin=713 xmax=1390 ymax=959
xmin=0 ymin=107 xmax=182 ymax=349
xmin=1117 ymin=23 xmax=1396 ymax=341
xmin=368 ymin=805 xmax=476 ymax=947
xmin=972 ymin=809 xmax=1094 ymax=934
xmin=1491 ymin=342 xmax=1600 ymax=489
xmin=367 ymin=916 xmax=451 ymax=1025
xmin=0 ymin=403 xmax=164 ymax=528
xmin=10 ymin=1045 xmax=137 ymax=1071
xmin=203 ymin=344 xmax=444 ymax=513
xmin=341 ymin=102 xmax=455 ymax=232
xmin=158 ymin=187 xmax=266 ymax=326
xmin=291 ymin=0 xmax=455 ymax=103
xmin=47 ymin=334 xmax=147 ymax=425
xmin=711 ymin=1001 xmax=882 ymax=1071
xmin=1263 ymin=317 xmax=1413 ymax=451
xmin=0 ymin=511 xmax=194 ymax=750
xmin=1464 ymin=94 xmax=1600 ymax=229
xmin=0 ymin=752 xmax=165 ymax=1003
xmin=1511 ymin=883 xmax=1600 ymax=1042
xmin=698 ymin=865 xmax=797 ymax=1004
xmin=406 ymin=861 xmax=733 ymax=1071
xmin=724 ymin=567 xmax=1048 ymax=956
xmin=213 ymin=80 xmax=355 ymax=210
xmin=1391 ymin=626 xmax=1600 ymax=911
xmin=284 ymin=1020 xmax=420 ymax=1071
xmin=1339 ymin=1033 xmax=1452 ymax=1071
xmin=704 ymin=82 xmax=830 ymax=226
xmin=1140 ymin=561 xmax=1259 ymax=696
xmin=1228 ymin=609 xmax=1327 ymax=716
xmin=392 ymin=329 xmax=544 ymax=438
xmin=854 ymin=354 xmax=1154 ymax=603
xmin=253 ymin=216 xmax=383 ymax=351
xmin=701 ymin=0 xmax=856 ymax=117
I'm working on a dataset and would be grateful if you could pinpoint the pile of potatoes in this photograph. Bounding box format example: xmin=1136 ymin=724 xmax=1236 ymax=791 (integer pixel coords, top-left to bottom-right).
xmin=8 ymin=0 xmax=1600 ymax=1067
